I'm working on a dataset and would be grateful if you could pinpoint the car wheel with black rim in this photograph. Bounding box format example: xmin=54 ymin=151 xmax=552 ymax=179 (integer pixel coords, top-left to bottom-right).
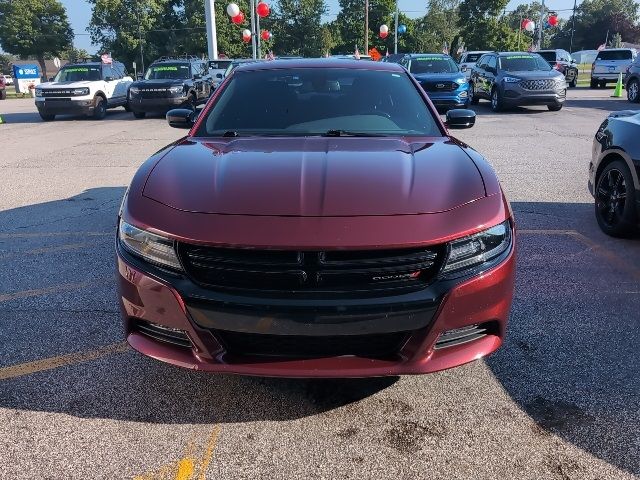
xmin=133 ymin=111 xmax=146 ymax=119
xmin=595 ymin=160 xmax=638 ymax=237
xmin=93 ymin=96 xmax=107 ymax=120
xmin=124 ymin=102 xmax=131 ymax=112
xmin=569 ymin=74 xmax=578 ymax=88
xmin=469 ymin=83 xmax=479 ymax=105
xmin=490 ymin=88 xmax=503 ymax=112
xmin=0 ymin=89 xmax=6 ymax=100
xmin=599 ymin=81 xmax=606 ymax=89
xmin=39 ymin=112 xmax=55 ymax=121
xmin=590 ymin=79 xmax=597 ymax=89
xmin=548 ymin=103 xmax=563 ymax=111
xmin=627 ymin=78 xmax=640 ymax=103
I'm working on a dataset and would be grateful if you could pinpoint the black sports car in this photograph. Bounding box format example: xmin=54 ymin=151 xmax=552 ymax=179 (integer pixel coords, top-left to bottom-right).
xmin=590 ymin=111 xmax=640 ymax=236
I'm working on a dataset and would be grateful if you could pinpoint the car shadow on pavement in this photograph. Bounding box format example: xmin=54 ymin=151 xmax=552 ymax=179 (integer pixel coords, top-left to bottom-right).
xmin=0 ymin=191 xmax=638 ymax=474
xmin=0 ymin=108 xmax=136 ymax=124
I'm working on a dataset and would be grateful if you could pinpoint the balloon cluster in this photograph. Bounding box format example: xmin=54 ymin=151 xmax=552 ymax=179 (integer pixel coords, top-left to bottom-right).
xmin=521 ymin=18 xmax=535 ymax=32
xmin=379 ymin=24 xmax=388 ymax=39
xmin=228 ymin=2 xmax=271 ymax=43
xmin=522 ymin=14 xmax=558 ymax=32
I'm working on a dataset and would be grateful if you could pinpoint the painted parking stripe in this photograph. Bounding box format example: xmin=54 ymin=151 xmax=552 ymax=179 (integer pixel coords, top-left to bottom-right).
xmin=0 ymin=278 xmax=111 ymax=303
xmin=0 ymin=231 xmax=111 ymax=238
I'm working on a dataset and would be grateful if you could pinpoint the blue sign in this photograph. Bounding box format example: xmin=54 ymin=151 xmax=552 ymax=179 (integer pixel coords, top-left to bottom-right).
xmin=13 ymin=64 xmax=40 ymax=79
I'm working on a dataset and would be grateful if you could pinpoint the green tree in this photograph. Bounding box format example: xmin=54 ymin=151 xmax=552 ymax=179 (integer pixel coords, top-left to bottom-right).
xmin=271 ymin=0 xmax=327 ymax=57
xmin=0 ymin=0 xmax=73 ymax=79
xmin=333 ymin=0 xmax=395 ymax=53
xmin=458 ymin=0 xmax=519 ymax=50
xmin=63 ymin=47 xmax=91 ymax=62
xmin=0 ymin=52 xmax=16 ymax=74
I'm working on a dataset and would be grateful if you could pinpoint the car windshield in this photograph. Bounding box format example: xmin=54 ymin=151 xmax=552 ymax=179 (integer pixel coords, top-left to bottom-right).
xmin=54 ymin=65 xmax=102 ymax=82
xmin=410 ymin=57 xmax=458 ymax=74
xmin=537 ymin=51 xmax=557 ymax=62
xmin=144 ymin=63 xmax=190 ymax=80
xmin=210 ymin=60 xmax=232 ymax=70
xmin=499 ymin=54 xmax=551 ymax=72
xmin=596 ymin=50 xmax=633 ymax=61
xmin=463 ymin=53 xmax=483 ymax=63
xmin=196 ymin=67 xmax=441 ymax=137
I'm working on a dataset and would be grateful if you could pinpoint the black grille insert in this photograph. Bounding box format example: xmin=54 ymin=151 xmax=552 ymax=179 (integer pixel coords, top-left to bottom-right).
xmin=177 ymin=244 xmax=445 ymax=294
xmin=420 ymin=81 xmax=458 ymax=92
xmin=133 ymin=319 xmax=192 ymax=348
xmin=214 ymin=330 xmax=410 ymax=358
xmin=434 ymin=322 xmax=497 ymax=349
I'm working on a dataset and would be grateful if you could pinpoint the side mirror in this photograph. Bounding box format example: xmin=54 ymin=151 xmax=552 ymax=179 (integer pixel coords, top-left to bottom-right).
xmin=216 ymin=73 xmax=223 ymax=79
xmin=167 ymin=108 xmax=196 ymax=129
xmin=445 ymin=109 xmax=476 ymax=129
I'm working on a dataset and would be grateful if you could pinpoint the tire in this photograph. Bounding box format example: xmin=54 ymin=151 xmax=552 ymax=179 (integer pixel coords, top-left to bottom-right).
xmin=627 ymin=78 xmax=640 ymax=103
xmin=590 ymin=79 xmax=597 ymax=89
xmin=548 ymin=103 xmax=563 ymax=111
xmin=569 ymin=75 xmax=577 ymax=88
xmin=594 ymin=160 xmax=638 ymax=237
xmin=188 ymin=93 xmax=197 ymax=110
xmin=124 ymin=102 xmax=131 ymax=112
xmin=490 ymin=88 xmax=503 ymax=112
xmin=133 ymin=111 xmax=146 ymax=119
xmin=0 ymin=89 xmax=6 ymax=100
xmin=39 ymin=112 xmax=55 ymax=121
xmin=599 ymin=81 xmax=606 ymax=89
xmin=469 ymin=83 xmax=479 ymax=105
xmin=92 ymin=96 xmax=107 ymax=120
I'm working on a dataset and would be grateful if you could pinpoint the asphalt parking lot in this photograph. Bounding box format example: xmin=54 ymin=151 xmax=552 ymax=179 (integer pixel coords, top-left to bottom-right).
xmin=1 ymin=88 xmax=639 ymax=480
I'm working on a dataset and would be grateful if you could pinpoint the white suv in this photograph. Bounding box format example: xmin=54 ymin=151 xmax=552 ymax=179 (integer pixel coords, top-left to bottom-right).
xmin=35 ymin=61 xmax=133 ymax=121
xmin=458 ymin=51 xmax=491 ymax=79
xmin=591 ymin=48 xmax=637 ymax=88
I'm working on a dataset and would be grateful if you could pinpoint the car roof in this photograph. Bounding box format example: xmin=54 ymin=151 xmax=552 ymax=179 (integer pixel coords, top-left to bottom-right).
xmin=405 ymin=53 xmax=450 ymax=58
xmin=64 ymin=62 xmax=102 ymax=67
xmin=234 ymin=58 xmax=405 ymax=72
xmin=464 ymin=50 xmax=491 ymax=54
xmin=496 ymin=52 xmax=540 ymax=56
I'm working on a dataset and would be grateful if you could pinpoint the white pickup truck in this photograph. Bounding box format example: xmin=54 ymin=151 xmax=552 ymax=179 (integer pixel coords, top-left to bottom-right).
xmin=35 ymin=60 xmax=133 ymax=121
xmin=591 ymin=48 xmax=637 ymax=88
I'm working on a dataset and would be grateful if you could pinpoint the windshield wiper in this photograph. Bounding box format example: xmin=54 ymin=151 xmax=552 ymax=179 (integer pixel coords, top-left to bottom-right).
xmin=323 ymin=129 xmax=386 ymax=137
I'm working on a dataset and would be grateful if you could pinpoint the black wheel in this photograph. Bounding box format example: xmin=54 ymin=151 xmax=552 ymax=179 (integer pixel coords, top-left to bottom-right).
xmin=548 ymin=103 xmax=563 ymax=111
xmin=569 ymin=75 xmax=578 ymax=88
xmin=93 ymin=96 xmax=107 ymax=120
xmin=627 ymin=78 xmax=640 ymax=103
xmin=469 ymin=83 xmax=479 ymax=105
xmin=133 ymin=111 xmax=146 ymax=119
xmin=599 ymin=81 xmax=606 ymax=89
xmin=0 ymin=89 xmax=6 ymax=100
xmin=39 ymin=112 xmax=55 ymax=121
xmin=595 ymin=160 xmax=638 ymax=237
xmin=490 ymin=88 xmax=503 ymax=112
xmin=189 ymin=93 xmax=197 ymax=110
xmin=590 ymin=79 xmax=597 ymax=89
xmin=124 ymin=102 xmax=131 ymax=112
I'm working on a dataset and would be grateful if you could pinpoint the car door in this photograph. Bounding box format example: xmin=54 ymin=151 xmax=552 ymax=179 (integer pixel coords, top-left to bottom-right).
xmin=110 ymin=63 xmax=129 ymax=104
xmin=101 ymin=65 xmax=117 ymax=103
xmin=483 ymin=55 xmax=498 ymax=96
xmin=470 ymin=55 xmax=487 ymax=98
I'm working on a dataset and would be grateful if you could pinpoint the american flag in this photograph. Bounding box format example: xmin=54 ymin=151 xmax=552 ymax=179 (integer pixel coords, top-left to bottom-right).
xmin=354 ymin=46 xmax=360 ymax=60
xmin=267 ymin=50 xmax=275 ymax=60
xmin=100 ymin=53 xmax=112 ymax=65
xmin=442 ymin=42 xmax=449 ymax=55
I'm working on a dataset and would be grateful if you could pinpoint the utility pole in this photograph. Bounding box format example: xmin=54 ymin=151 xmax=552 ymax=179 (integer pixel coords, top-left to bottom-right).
xmin=517 ymin=15 xmax=522 ymax=51
xmin=257 ymin=9 xmax=262 ymax=59
xmin=250 ymin=0 xmax=257 ymax=59
xmin=136 ymin=3 xmax=145 ymax=74
xmin=569 ymin=0 xmax=577 ymax=53
xmin=537 ymin=0 xmax=545 ymax=50
xmin=204 ymin=0 xmax=218 ymax=60
xmin=394 ymin=1 xmax=398 ymax=54
xmin=364 ymin=0 xmax=369 ymax=53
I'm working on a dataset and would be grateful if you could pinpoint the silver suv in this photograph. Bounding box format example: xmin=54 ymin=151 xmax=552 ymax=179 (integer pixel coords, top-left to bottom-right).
xmin=591 ymin=48 xmax=637 ymax=88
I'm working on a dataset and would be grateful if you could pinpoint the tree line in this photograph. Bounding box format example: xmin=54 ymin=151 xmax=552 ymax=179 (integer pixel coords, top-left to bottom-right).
xmin=1 ymin=0 xmax=639 ymax=77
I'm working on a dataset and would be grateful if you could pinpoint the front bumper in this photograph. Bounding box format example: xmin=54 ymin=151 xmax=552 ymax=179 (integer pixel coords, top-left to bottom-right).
xmin=117 ymin=232 xmax=515 ymax=378
xmin=426 ymin=90 xmax=470 ymax=109
xmin=501 ymin=83 xmax=566 ymax=106
xmin=35 ymin=98 xmax=95 ymax=115
xmin=129 ymin=96 xmax=189 ymax=113
xmin=592 ymin=73 xmax=623 ymax=82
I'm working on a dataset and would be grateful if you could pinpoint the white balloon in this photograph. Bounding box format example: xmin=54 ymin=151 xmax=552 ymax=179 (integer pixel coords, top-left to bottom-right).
xmin=525 ymin=21 xmax=535 ymax=32
xmin=380 ymin=24 xmax=389 ymax=34
xmin=227 ymin=3 xmax=240 ymax=17
xmin=242 ymin=29 xmax=252 ymax=38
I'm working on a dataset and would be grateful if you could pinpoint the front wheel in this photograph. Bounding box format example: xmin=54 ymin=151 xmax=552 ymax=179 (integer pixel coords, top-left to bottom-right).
xmin=595 ymin=160 xmax=638 ymax=237
xmin=590 ymin=79 xmax=597 ymax=89
xmin=133 ymin=111 xmax=146 ymax=119
xmin=569 ymin=75 xmax=578 ymax=88
xmin=548 ymin=103 xmax=563 ymax=111
xmin=468 ymin=83 xmax=479 ymax=105
xmin=92 ymin=96 xmax=107 ymax=120
xmin=627 ymin=78 xmax=640 ymax=103
xmin=0 ymin=89 xmax=6 ymax=100
xmin=39 ymin=112 xmax=55 ymax=121
xmin=490 ymin=88 xmax=503 ymax=112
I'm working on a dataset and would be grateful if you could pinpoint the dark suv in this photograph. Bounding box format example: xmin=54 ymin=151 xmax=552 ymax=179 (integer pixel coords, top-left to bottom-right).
xmin=128 ymin=56 xmax=211 ymax=118
xmin=624 ymin=56 xmax=640 ymax=103
xmin=538 ymin=49 xmax=579 ymax=87
xmin=469 ymin=52 xmax=566 ymax=112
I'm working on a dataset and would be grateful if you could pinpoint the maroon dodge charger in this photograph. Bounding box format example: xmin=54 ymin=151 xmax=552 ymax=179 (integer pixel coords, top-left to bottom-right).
xmin=117 ymin=59 xmax=515 ymax=377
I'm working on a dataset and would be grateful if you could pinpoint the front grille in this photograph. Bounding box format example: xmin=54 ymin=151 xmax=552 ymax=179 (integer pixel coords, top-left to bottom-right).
xmin=177 ymin=244 xmax=446 ymax=295
xmin=132 ymin=319 xmax=192 ymax=348
xmin=420 ymin=81 xmax=458 ymax=92
xmin=214 ymin=330 xmax=410 ymax=358
xmin=139 ymin=89 xmax=171 ymax=99
xmin=520 ymin=79 xmax=557 ymax=90
xmin=41 ymin=89 xmax=82 ymax=98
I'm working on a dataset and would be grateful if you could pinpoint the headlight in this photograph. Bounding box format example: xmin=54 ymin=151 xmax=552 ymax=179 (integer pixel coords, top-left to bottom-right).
xmin=441 ymin=220 xmax=512 ymax=276
xmin=503 ymin=77 xmax=520 ymax=83
xmin=35 ymin=89 xmax=43 ymax=97
xmin=73 ymin=87 xmax=89 ymax=95
xmin=129 ymin=86 xmax=140 ymax=95
xmin=118 ymin=220 xmax=182 ymax=270
xmin=455 ymin=78 xmax=468 ymax=85
xmin=169 ymin=86 xmax=184 ymax=94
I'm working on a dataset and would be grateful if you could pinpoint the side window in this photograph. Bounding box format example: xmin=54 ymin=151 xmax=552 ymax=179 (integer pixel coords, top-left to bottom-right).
xmin=487 ymin=56 xmax=497 ymax=71
xmin=102 ymin=65 xmax=113 ymax=80
xmin=476 ymin=55 xmax=487 ymax=69
xmin=111 ymin=63 xmax=123 ymax=79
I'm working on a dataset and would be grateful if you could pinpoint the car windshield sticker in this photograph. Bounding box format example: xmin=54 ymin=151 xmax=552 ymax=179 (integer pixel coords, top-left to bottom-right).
xmin=153 ymin=66 xmax=179 ymax=71
xmin=415 ymin=57 xmax=446 ymax=61
xmin=505 ymin=55 xmax=534 ymax=60
xmin=64 ymin=68 xmax=90 ymax=73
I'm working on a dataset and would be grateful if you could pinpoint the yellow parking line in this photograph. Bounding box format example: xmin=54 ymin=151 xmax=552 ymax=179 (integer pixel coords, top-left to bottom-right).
xmin=0 ymin=242 xmax=93 ymax=259
xmin=0 ymin=278 xmax=111 ymax=303
xmin=0 ymin=341 xmax=129 ymax=381
xmin=0 ymin=232 xmax=111 ymax=238
xmin=197 ymin=426 xmax=222 ymax=480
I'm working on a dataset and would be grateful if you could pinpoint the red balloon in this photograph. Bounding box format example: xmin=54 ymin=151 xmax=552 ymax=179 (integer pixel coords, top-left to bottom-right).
xmin=256 ymin=2 xmax=270 ymax=17
xmin=548 ymin=15 xmax=558 ymax=27
xmin=242 ymin=29 xmax=251 ymax=42
xmin=231 ymin=12 xmax=245 ymax=24
xmin=379 ymin=31 xmax=388 ymax=39
xmin=261 ymin=29 xmax=271 ymax=41
xmin=521 ymin=18 xmax=530 ymax=29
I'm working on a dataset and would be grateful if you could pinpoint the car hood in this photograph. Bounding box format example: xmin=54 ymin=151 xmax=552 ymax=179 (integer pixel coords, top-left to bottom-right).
xmin=500 ymin=70 xmax=563 ymax=80
xmin=39 ymin=81 xmax=96 ymax=88
xmin=413 ymin=72 xmax=466 ymax=82
xmin=142 ymin=137 xmax=486 ymax=217
xmin=132 ymin=79 xmax=185 ymax=88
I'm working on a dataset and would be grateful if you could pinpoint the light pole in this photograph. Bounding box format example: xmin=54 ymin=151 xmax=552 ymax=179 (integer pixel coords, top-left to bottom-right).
xmin=204 ymin=0 xmax=219 ymax=60
xmin=394 ymin=1 xmax=398 ymax=54
xmin=136 ymin=3 xmax=145 ymax=74
xmin=364 ymin=0 xmax=369 ymax=53
xmin=537 ymin=0 xmax=545 ymax=49
xmin=569 ymin=0 xmax=577 ymax=53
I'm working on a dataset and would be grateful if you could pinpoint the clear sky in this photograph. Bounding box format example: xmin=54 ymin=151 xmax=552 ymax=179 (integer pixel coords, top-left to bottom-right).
xmin=64 ymin=0 xmax=581 ymax=54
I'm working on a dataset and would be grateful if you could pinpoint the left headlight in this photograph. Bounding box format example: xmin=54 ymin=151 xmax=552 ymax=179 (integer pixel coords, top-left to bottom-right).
xmin=455 ymin=78 xmax=468 ymax=85
xmin=35 ymin=89 xmax=43 ymax=97
xmin=441 ymin=220 xmax=512 ymax=277
xmin=118 ymin=220 xmax=183 ymax=270
xmin=503 ymin=76 xmax=520 ymax=83
xmin=169 ymin=86 xmax=184 ymax=94
xmin=73 ymin=87 xmax=90 ymax=95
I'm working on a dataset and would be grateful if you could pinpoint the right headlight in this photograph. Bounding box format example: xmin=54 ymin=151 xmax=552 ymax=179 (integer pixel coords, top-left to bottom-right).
xmin=118 ymin=220 xmax=182 ymax=271
xmin=35 ymin=89 xmax=43 ymax=97
xmin=441 ymin=220 xmax=512 ymax=277
xmin=129 ymin=86 xmax=140 ymax=96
